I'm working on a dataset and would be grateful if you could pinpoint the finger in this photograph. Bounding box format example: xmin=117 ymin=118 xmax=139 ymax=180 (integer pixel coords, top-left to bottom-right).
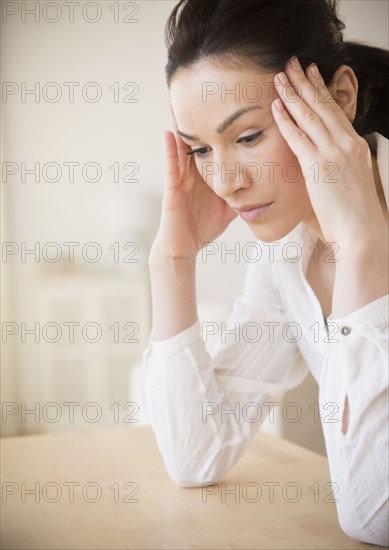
xmin=304 ymin=64 xmax=355 ymax=134
xmin=271 ymin=97 xmax=316 ymax=162
xmin=275 ymin=70 xmax=333 ymax=152
xmin=283 ymin=57 xmax=354 ymax=136
xmin=164 ymin=130 xmax=181 ymax=190
xmin=169 ymin=102 xmax=191 ymax=171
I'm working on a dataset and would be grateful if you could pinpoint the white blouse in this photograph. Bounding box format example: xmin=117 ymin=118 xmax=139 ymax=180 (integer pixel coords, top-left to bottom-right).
xmin=142 ymin=131 xmax=389 ymax=547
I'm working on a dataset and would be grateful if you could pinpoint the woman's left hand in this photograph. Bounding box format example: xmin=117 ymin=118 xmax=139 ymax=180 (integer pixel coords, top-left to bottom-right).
xmin=271 ymin=56 xmax=386 ymax=250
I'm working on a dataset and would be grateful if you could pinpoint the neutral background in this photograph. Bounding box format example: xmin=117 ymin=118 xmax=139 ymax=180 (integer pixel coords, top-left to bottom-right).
xmin=1 ymin=1 xmax=388 ymax=450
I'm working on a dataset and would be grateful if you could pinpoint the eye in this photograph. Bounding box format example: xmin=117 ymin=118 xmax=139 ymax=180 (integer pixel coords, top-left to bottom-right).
xmin=237 ymin=131 xmax=263 ymax=147
xmin=187 ymin=146 xmax=210 ymax=158
xmin=186 ymin=131 xmax=263 ymax=159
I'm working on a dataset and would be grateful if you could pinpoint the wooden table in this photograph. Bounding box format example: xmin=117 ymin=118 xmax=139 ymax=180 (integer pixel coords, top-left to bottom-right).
xmin=0 ymin=426 xmax=381 ymax=549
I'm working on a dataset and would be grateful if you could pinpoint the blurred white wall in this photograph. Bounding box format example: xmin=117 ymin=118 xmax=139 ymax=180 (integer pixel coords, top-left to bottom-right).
xmin=1 ymin=0 xmax=387 ymax=441
xmin=1 ymin=0 xmax=179 ymax=436
xmin=339 ymin=0 xmax=388 ymax=48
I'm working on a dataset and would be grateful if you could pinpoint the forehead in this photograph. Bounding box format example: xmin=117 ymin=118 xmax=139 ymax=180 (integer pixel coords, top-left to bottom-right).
xmin=170 ymin=60 xmax=276 ymax=109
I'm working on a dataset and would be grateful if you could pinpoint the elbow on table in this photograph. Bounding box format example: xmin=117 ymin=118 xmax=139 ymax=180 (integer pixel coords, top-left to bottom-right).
xmin=167 ymin=465 xmax=225 ymax=489
xmin=164 ymin=454 xmax=226 ymax=488
xmin=157 ymin=436 xmax=230 ymax=488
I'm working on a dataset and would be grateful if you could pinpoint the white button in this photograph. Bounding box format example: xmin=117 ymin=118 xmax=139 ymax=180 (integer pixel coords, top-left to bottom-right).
xmin=340 ymin=325 xmax=351 ymax=335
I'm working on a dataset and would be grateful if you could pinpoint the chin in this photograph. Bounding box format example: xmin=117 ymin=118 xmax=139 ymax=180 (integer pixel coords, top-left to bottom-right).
xmin=247 ymin=222 xmax=299 ymax=243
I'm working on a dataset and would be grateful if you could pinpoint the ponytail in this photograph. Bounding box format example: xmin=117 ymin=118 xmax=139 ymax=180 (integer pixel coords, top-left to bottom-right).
xmin=342 ymin=41 xmax=389 ymax=139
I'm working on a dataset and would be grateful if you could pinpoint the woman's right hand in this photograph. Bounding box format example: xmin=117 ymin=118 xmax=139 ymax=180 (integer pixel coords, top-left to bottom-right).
xmin=150 ymin=111 xmax=238 ymax=263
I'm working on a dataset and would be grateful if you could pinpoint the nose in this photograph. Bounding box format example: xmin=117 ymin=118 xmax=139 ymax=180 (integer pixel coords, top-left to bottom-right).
xmin=206 ymin=154 xmax=253 ymax=199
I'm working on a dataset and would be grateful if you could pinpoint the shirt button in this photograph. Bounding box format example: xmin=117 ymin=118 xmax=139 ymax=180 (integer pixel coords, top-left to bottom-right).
xmin=340 ymin=325 xmax=351 ymax=335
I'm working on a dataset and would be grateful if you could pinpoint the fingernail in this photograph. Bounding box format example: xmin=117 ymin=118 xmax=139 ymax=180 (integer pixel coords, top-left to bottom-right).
xmin=277 ymin=71 xmax=289 ymax=85
xmin=273 ymin=98 xmax=284 ymax=111
xmin=290 ymin=56 xmax=301 ymax=71
xmin=308 ymin=63 xmax=320 ymax=80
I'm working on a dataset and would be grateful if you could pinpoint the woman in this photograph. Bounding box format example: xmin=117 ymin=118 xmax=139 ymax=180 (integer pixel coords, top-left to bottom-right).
xmin=142 ymin=0 xmax=389 ymax=545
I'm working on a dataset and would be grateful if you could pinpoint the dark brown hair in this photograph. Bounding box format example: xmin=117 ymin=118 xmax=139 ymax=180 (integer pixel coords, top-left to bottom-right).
xmin=165 ymin=0 xmax=389 ymax=140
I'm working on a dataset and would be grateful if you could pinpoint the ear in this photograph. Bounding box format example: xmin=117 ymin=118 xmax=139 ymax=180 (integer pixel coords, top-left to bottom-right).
xmin=327 ymin=64 xmax=358 ymax=123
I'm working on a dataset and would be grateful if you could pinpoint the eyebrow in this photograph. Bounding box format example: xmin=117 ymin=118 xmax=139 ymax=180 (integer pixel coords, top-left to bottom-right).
xmin=177 ymin=105 xmax=262 ymax=141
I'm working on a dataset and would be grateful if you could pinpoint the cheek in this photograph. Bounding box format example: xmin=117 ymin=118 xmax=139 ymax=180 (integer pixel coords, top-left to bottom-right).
xmin=194 ymin=158 xmax=211 ymax=185
xmin=264 ymin=137 xmax=305 ymax=187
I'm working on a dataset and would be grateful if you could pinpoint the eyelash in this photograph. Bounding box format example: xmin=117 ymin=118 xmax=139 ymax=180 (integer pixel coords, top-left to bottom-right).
xmin=186 ymin=131 xmax=263 ymax=158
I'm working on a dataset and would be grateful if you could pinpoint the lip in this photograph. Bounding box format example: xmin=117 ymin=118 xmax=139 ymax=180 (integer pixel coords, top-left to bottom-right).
xmin=233 ymin=201 xmax=274 ymax=221
xmin=234 ymin=202 xmax=273 ymax=212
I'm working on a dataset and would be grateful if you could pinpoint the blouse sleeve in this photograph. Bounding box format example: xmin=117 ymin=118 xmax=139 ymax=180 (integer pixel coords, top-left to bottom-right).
xmin=142 ymin=251 xmax=309 ymax=488
xmin=319 ymin=294 xmax=389 ymax=546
